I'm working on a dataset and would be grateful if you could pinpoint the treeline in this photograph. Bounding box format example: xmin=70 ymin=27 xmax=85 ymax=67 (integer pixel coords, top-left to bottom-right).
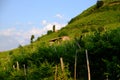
xmin=0 ymin=27 xmax=120 ymax=80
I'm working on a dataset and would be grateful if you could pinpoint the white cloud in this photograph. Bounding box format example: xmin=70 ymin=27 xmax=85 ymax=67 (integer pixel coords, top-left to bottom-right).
xmin=29 ymin=27 xmax=41 ymax=35
xmin=55 ymin=14 xmax=64 ymax=19
xmin=41 ymin=20 xmax=47 ymax=25
xmin=41 ymin=20 xmax=66 ymax=31
xmin=0 ymin=28 xmax=16 ymax=36
xmin=53 ymin=22 xmax=66 ymax=30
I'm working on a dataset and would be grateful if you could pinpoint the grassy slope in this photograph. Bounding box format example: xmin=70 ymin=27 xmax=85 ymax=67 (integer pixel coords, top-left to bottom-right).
xmin=0 ymin=0 xmax=120 ymax=66
xmin=37 ymin=1 xmax=120 ymax=42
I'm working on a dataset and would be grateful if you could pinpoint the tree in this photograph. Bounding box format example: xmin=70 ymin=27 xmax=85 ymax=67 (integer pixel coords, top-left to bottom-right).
xmin=18 ymin=44 xmax=23 ymax=48
xmin=31 ymin=35 xmax=35 ymax=43
xmin=53 ymin=25 xmax=56 ymax=32
xmin=96 ymin=0 xmax=104 ymax=9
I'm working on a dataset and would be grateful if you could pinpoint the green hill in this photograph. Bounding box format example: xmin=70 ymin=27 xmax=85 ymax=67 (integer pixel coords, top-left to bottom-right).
xmin=0 ymin=0 xmax=120 ymax=80
xmin=36 ymin=0 xmax=120 ymax=42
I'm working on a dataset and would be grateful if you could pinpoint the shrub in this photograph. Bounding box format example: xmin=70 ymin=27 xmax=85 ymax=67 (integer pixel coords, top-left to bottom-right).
xmin=82 ymin=29 xmax=89 ymax=33
xmin=96 ymin=0 xmax=104 ymax=9
xmin=30 ymin=35 xmax=35 ymax=43
xmin=58 ymin=31 xmax=68 ymax=37
xmin=98 ymin=26 xmax=105 ymax=32
xmin=47 ymin=30 xmax=53 ymax=35
xmin=90 ymin=26 xmax=96 ymax=32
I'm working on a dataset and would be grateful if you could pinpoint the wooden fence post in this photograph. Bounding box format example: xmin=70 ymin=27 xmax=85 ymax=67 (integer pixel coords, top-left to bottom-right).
xmin=54 ymin=65 xmax=57 ymax=80
xmin=74 ymin=50 xmax=77 ymax=80
xmin=16 ymin=61 xmax=20 ymax=71
xmin=60 ymin=57 xmax=66 ymax=80
xmin=23 ymin=64 xmax=27 ymax=80
xmin=13 ymin=65 xmax=15 ymax=69
xmin=85 ymin=49 xmax=91 ymax=80
xmin=23 ymin=64 xmax=26 ymax=76
xmin=60 ymin=57 xmax=64 ymax=72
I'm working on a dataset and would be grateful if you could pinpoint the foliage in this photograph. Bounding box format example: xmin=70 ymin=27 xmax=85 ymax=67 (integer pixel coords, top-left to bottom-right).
xmin=27 ymin=62 xmax=54 ymax=80
xmin=30 ymin=35 xmax=35 ymax=43
xmin=56 ymin=64 xmax=72 ymax=80
xmin=53 ymin=25 xmax=56 ymax=32
xmin=98 ymin=26 xmax=105 ymax=32
xmin=58 ymin=31 xmax=68 ymax=37
xmin=96 ymin=0 xmax=104 ymax=9
xmin=47 ymin=30 xmax=53 ymax=35
xmin=82 ymin=29 xmax=89 ymax=33
xmin=83 ymin=27 xmax=120 ymax=79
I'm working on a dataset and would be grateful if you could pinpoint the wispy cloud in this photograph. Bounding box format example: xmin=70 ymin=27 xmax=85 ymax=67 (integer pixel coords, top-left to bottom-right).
xmin=55 ymin=14 xmax=64 ymax=19
xmin=41 ymin=20 xmax=66 ymax=30
xmin=0 ymin=35 xmax=19 ymax=51
xmin=41 ymin=20 xmax=47 ymax=25
xmin=0 ymin=28 xmax=16 ymax=36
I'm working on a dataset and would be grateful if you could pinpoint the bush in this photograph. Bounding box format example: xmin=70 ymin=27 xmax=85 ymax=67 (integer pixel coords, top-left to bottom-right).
xmin=47 ymin=30 xmax=53 ymax=35
xmin=27 ymin=62 xmax=54 ymax=80
xmin=98 ymin=26 xmax=105 ymax=32
xmin=96 ymin=0 xmax=104 ymax=9
xmin=58 ymin=31 xmax=68 ymax=37
xmin=82 ymin=29 xmax=89 ymax=33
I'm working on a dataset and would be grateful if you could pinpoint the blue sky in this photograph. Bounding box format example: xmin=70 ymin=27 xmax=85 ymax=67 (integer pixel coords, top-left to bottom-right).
xmin=0 ymin=0 xmax=97 ymax=51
